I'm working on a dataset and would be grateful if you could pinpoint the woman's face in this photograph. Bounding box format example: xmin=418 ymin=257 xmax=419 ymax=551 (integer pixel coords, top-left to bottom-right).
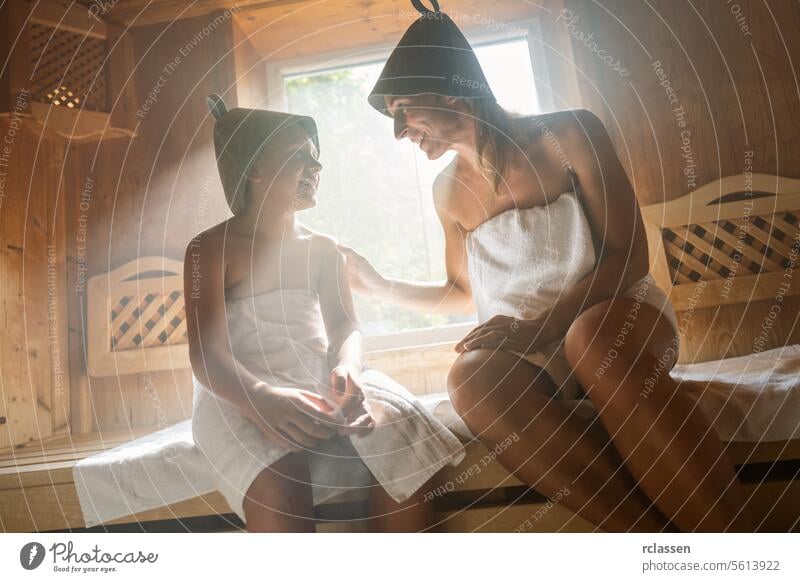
xmin=385 ymin=94 xmax=466 ymax=159
xmin=247 ymin=124 xmax=322 ymax=215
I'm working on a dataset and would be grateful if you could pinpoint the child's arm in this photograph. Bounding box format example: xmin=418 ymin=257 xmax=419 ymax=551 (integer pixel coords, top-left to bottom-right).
xmin=316 ymin=236 xmax=374 ymax=433
xmin=318 ymin=243 xmax=362 ymax=370
xmin=184 ymin=228 xmax=338 ymax=449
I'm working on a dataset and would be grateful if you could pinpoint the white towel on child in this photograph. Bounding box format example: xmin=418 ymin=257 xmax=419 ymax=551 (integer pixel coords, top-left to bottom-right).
xmin=191 ymin=288 xmax=465 ymax=523
xmin=349 ymin=370 xmax=466 ymax=500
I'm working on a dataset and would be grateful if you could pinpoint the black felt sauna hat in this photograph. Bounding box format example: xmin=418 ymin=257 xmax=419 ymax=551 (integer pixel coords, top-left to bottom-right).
xmin=368 ymin=0 xmax=495 ymax=116
xmin=206 ymin=94 xmax=320 ymax=215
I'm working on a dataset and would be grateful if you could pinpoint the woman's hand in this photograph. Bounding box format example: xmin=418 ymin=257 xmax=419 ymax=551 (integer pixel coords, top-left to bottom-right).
xmin=244 ymin=384 xmax=342 ymax=451
xmin=454 ymin=315 xmax=555 ymax=355
xmin=330 ymin=365 xmax=375 ymax=437
xmin=337 ymin=244 xmax=386 ymax=295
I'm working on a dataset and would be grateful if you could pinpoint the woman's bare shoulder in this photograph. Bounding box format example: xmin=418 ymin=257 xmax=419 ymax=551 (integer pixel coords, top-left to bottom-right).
xmin=533 ymin=109 xmax=607 ymax=143
xmin=521 ymin=108 xmax=596 ymax=129
xmin=519 ymin=109 xmax=609 ymax=169
xmin=432 ymin=157 xmax=460 ymax=209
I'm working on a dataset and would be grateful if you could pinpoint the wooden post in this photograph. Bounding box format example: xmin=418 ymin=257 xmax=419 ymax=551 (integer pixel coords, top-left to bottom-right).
xmin=106 ymin=23 xmax=138 ymax=135
xmin=0 ymin=0 xmax=33 ymax=115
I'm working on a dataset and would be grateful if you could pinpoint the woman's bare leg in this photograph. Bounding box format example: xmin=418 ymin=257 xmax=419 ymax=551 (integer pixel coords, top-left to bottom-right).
xmin=448 ymin=349 xmax=678 ymax=532
xmin=242 ymin=452 xmax=315 ymax=532
xmin=565 ymin=298 xmax=759 ymax=532
xmin=367 ymin=476 xmax=434 ymax=532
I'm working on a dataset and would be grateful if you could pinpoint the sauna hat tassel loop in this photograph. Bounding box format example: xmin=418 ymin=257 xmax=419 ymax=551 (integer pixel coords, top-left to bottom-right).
xmin=206 ymin=93 xmax=320 ymax=215
xmin=367 ymin=0 xmax=494 ymax=116
xmin=410 ymin=0 xmax=440 ymax=14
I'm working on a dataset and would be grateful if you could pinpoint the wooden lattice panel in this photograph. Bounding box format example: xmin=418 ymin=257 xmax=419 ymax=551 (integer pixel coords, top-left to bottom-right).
xmin=29 ymin=22 xmax=107 ymax=112
xmin=88 ymin=257 xmax=190 ymax=377
xmin=109 ymin=290 xmax=188 ymax=352
xmin=663 ymin=210 xmax=800 ymax=285
xmin=641 ymin=174 xmax=800 ymax=311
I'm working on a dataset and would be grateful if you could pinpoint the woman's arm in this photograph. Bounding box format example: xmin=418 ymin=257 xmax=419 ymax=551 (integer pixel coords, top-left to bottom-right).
xmin=539 ymin=108 xmax=650 ymax=339
xmin=339 ymin=172 xmax=474 ymax=315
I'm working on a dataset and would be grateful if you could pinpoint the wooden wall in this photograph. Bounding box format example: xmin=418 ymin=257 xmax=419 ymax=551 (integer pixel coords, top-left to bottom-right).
xmin=62 ymin=11 xmax=247 ymax=435
xmin=0 ymin=119 xmax=70 ymax=449
xmin=561 ymin=0 xmax=800 ymax=362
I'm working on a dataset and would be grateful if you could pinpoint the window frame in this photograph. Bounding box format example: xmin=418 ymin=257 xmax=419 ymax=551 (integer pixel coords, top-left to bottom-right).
xmin=264 ymin=17 xmax=555 ymax=351
xmin=266 ymin=17 xmax=555 ymax=111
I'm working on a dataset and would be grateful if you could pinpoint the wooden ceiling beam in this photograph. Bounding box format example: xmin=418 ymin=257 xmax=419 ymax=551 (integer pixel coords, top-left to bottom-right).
xmin=81 ymin=0 xmax=309 ymax=28
xmin=235 ymin=0 xmax=549 ymax=61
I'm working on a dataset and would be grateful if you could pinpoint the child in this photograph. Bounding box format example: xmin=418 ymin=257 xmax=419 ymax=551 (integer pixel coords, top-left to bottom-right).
xmin=185 ymin=94 xmax=464 ymax=532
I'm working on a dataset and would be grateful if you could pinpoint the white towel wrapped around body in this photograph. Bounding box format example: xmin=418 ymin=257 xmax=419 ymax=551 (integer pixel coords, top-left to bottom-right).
xmin=465 ymin=190 xmax=680 ymax=400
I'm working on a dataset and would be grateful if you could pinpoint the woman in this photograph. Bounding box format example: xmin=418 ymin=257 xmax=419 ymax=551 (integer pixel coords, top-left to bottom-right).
xmin=339 ymin=0 xmax=757 ymax=532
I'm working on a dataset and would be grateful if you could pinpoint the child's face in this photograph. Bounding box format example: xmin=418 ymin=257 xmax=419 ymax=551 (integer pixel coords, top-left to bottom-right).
xmin=247 ymin=124 xmax=322 ymax=215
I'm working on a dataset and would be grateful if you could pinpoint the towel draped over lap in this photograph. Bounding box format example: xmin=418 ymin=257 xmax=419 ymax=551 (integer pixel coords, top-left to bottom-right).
xmin=190 ymin=288 xmax=465 ymax=523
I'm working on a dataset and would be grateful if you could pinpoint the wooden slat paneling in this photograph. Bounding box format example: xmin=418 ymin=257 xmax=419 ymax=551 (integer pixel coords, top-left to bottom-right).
xmin=0 ymin=119 xmax=68 ymax=449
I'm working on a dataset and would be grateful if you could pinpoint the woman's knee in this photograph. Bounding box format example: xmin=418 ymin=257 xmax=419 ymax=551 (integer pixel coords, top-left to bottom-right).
xmin=447 ymin=349 xmax=484 ymax=400
xmin=565 ymin=299 xmax=676 ymax=402
xmin=566 ymin=299 xmax=655 ymax=370
xmin=565 ymin=300 xmax=614 ymax=367
xmin=567 ymin=299 xmax=677 ymax=366
xmin=447 ymin=349 xmax=551 ymax=426
xmin=447 ymin=349 xmax=507 ymax=414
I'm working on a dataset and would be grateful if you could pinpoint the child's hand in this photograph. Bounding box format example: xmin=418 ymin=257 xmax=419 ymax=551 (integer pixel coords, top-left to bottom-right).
xmin=245 ymin=384 xmax=341 ymax=451
xmin=330 ymin=365 xmax=375 ymax=437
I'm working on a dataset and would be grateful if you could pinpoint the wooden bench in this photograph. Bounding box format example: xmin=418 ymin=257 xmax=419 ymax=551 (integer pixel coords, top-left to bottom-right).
xmin=2 ymin=428 xmax=799 ymax=532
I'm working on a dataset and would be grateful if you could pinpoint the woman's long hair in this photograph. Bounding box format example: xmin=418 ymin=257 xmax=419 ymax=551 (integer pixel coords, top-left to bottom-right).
xmin=470 ymin=98 xmax=525 ymax=196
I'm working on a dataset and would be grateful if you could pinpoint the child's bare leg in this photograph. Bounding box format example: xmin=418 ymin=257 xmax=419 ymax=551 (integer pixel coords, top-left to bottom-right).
xmin=367 ymin=476 xmax=435 ymax=532
xmin=243 ymin=452 xmax=315 ymax=532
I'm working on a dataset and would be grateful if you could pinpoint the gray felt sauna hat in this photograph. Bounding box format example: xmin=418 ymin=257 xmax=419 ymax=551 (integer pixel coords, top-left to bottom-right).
xmin=206 ymin=94 xmax=320 ymax=215
xmin=367 ymin=0 xmax=495 ymax=116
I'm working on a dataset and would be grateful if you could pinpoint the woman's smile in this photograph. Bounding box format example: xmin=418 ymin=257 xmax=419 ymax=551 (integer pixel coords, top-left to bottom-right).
xmin=409 ymin=130 xmax=429 ymax=150
xmin=408 ymin=129 xmax=423 ymax=143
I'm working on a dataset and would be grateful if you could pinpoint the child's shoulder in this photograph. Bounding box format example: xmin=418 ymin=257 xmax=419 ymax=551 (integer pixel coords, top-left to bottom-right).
xmin=190 ymin=218 xmax=260 ymax=247
xmin=184 ymin=220 xmax=252 ymax=268
xmin=190 ymin=219 xmax=234 ymax=241
xmin=298 ymin=224 xmax=341 ymax=260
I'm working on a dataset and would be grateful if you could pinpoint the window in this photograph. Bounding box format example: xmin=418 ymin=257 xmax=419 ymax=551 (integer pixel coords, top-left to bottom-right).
xmin=270 ymin=23 xmax=549 ymax=347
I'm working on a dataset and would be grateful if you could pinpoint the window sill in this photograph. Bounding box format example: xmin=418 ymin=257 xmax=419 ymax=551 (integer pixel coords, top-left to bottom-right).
xmin=363 ymin=321 xmax=475 ymax=353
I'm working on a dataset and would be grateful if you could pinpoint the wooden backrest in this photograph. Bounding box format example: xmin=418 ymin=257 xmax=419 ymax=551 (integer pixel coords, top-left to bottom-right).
xmin=641 ymin=174 xmax=800 ymax=311
xmin=87 ymin=257 xmax=189 ymax=377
